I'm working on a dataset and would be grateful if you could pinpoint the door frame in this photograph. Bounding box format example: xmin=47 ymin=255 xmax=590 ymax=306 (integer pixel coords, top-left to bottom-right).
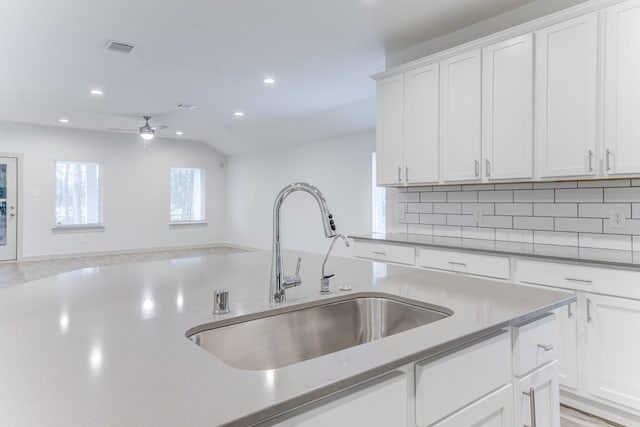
xmin=0 ymin=153 xmax=23 ymax=261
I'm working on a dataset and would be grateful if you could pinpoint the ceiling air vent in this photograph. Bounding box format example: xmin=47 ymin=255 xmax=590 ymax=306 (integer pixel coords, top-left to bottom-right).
xmin=105 ymin=40 xmax=135 ymax=54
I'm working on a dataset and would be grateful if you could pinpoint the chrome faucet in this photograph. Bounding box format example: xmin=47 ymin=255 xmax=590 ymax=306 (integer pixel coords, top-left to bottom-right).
xmin=270 ymin=183 xmax=336 ymax=303
xmin=320 ymin=234 xmax=350 ymax=294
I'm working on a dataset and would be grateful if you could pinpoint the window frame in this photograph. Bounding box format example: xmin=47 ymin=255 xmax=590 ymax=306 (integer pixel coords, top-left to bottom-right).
xmin=53 ymin=160 xmax=104 ymax=230
xmin=169 ymin=167 xmax=206 ymax=225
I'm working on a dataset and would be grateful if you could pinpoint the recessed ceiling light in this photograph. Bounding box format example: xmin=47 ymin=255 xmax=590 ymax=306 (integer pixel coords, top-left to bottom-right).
xmin=90 ymin=89 xmax=103 ymax=95
xmin=234 ymin=111 xmax=244 ymax=117
xmin=58 ymin=118 xmax=69 ymax=123
xmin=175 ymin=131 xmax=183 ymax=135
xmin=263 ymin=77 xmax=276 ymax=85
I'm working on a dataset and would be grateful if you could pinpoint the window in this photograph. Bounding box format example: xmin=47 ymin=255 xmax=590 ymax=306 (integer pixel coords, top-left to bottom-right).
xmin=55 ymin=161 xmax=103 ymax=227
xmin=170 ymin=167 xmax=205 ymax=223
xmin=371 ymin=153 xmax=386 ymax=233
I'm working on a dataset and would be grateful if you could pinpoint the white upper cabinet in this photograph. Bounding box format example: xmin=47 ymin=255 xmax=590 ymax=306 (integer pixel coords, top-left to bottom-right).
xmin=482 ymin=34 xmax=534 ymax=181
xmin=404 ymin=64 xmax=440 ymax=184
xmin=535 ymin=13 xmax=598 ymax=179
xmin=440 ymin=49 xmax=482 ymax=183
xmin=603 ymin=0 xmax=640 ymax=176
xmin=376 ymin=75 xmax=404 ymax=185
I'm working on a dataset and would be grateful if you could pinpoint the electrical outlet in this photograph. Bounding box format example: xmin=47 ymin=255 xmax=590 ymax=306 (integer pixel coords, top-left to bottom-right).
xmin=472 ymin=208 xmax=484 ymax=224
xmin=609 ymin=209 xmax=627 ymax=229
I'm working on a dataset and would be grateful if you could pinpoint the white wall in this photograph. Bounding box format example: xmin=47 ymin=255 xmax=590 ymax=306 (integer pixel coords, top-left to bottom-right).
xmin=225 ymin=132 xmax=375 ymax=256
xmin=387 ymin=0 xmax=588 ymax=68
xmin=0 ymin=120 xmax=227 ymax=258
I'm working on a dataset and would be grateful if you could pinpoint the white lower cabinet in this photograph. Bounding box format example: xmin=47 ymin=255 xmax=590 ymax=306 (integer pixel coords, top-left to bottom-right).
xmin=265 ymin=371 xmax=407 ymax=427
xmin=432 ymin=384 xmax=514 ymax=427
xmin=514 ymin=361 xmax=560 ymax=427
xmin=555 ymin=302 xmax=579 ymax=391
xmin=585 ymin=294 xmax=640 ymax=412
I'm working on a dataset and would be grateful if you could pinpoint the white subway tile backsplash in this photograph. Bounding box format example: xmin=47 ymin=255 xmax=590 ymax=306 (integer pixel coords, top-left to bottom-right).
xmin=433 ymin=185 xmax=461 ymax=192
xmin=555 ymin=217 xmax=602 ymax=233
xmin=462 ymin=227 xmax=495 ymax=240
xmin=462 ymin=203 xmax=495 ymax=215
xmin=514 ymin=190 xmax=554 ymax=202
xmin=434 ymin=203 xmax=461 ymax=214
xmin=398 ymin=213 xmax=420 ymax=224
xmin=420 ymin=214 xmax=447 ymax=225
xmin=391 ymin=180 xmax=640 ymax=251
xmin=533 ymin=182 xmax=577 ymax=189
xmin=407 ymin=203 xmax=433 ymax=214
xmin=397 ymin=192 xmax=420 ymax=202
xmin=432 ymin=225 xmax=462 ymax=238
xmin=494 ymin=183 xmax=533 ymax=190
xmin=407 ymin=224 xmax=433 ymax=235
xmin=578 ymin=179 xmax=630 ymax=188
xmin=578 ymin=203 xmax=631 ymax=219
xmin=447 ymin=215 xmax=478 ymax=227
xmin=421 ymin=192 xmax=447 ymax=202
xmin=495 ymin=228 xmax=533 ymax=243
xmin=495 ymin=203 xmax=533 ymax=216
xmin=579 ymin=233 xmax=632 ymax=251
xmin=513 ymin=216 xmax=554 ymax=230
xmin=447 ymin=191 xmax=478 ymax=202
xmin=603 ymin=218 xmax=640 ymax=235
xmin=462 ymin=184 xmax=495 ymax=191
xmin=604 ymin=187 xmax=640 ymax=203
xmin=479 ymin=191 xmax=513 ymax=202
xmin=534 ymin=231 xmax=578 ymax=246
xmin=556 ymin=188 xmax=603 ymax=202
xmin=534 ymin=203 xmax=577 ymax=217
xmin=479 ymin=215 xmax=513 ymax=228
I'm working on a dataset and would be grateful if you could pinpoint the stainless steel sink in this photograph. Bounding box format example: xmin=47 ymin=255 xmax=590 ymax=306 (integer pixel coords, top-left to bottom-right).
xmin=187 ymin=293 xmax=452 ymax=370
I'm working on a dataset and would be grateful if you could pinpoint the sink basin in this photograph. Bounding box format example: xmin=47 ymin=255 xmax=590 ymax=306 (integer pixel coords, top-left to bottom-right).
xmin=187 ymin=293 xmax=452 ymax=370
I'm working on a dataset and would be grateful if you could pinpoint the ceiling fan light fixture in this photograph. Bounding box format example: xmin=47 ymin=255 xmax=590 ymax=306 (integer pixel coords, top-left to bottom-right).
xmin=140 ymin=128 xmax=155 ymax=141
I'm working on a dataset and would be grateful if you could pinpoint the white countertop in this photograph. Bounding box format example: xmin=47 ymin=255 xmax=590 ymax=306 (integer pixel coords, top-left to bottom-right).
xmin=0 ymin=250 xmax=573 ymax=426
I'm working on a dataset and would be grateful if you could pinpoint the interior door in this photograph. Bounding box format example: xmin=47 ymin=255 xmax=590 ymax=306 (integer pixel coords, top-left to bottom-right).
xmin=0 ymin=157 xmax=18 ymax=261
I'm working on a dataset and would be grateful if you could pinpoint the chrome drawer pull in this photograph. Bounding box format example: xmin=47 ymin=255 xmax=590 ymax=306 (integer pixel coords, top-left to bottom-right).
xmin=372 ymin=251 xmax=386 ymax=256
xmin=564 ymin=277 xmax=592 ymax=285
xmin=537 ymin=344 xmax=554 ymax=352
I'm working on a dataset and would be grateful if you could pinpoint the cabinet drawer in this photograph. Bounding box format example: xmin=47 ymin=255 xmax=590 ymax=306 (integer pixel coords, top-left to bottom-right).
xmin=415 ymin=332 xmax=511 ymax=427
xmin=352 ymin=241 xmax=415 ymax=265
xmin=512 ymin=314 xmax=557 ymax=377
xmin=516 ymin=259 xmax=640 ymax=300
xmin=417 ymin=248 xmax=510 ymax=279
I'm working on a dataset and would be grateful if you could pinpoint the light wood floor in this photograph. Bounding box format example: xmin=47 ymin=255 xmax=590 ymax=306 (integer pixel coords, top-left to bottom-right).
xmin=0 ymin=247 xmax=620 ymax=426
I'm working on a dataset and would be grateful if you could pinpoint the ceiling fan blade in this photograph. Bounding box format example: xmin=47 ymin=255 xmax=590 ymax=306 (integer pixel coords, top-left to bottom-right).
xmin=107 ymin=128 xmax=138 ymax=132
xmin=151 ymin=125 xmax=168 ymax=130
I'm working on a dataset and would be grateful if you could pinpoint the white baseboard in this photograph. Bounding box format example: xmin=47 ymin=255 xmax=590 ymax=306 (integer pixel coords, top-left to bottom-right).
xmin=560 ymin=391 xmax=638 ymax=427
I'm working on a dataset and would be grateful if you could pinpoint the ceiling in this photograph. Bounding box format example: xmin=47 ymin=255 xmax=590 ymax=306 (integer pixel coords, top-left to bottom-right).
xmin=0 ymin=0 xmax=534 ymax=156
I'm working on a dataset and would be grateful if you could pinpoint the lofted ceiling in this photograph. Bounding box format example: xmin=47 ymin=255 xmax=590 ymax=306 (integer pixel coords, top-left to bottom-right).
xmin=0 ymin=0 xmax=534 ymax=155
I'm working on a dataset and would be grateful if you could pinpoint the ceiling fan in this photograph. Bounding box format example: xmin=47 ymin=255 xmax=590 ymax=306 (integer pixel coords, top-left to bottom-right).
xmin=108 ymin=116 xmax=168 ymax=147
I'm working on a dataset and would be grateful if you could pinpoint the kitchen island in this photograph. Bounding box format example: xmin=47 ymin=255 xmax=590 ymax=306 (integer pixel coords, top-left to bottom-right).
xmin=0 ymin=250 xmax=573 ymax=426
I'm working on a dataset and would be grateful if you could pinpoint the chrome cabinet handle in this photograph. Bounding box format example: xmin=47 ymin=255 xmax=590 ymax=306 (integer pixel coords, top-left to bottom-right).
xmin=372 ymin=251 xmax=386 ymax=256
xmin=606 ymin=149 xmax=612 ymax=172
xmin=448 ymin=261 xmax=467 ymax=267
xmin=405 ymin=166 xmax=409 ymax=183
xmin=568 ymin=303 xmax=573 ymax=319
xmin=587 ymin=298 xmax=593 ymax=322
xmin=485 ymin=159 xmax=491 ymax=177
xmin=537 ymin=344 xmax=554 ymax=351
xmin=523 ymin=387 xmax=537 ymax=427
xmin=474 ymin=160 xmax=480 ymax=177
xmin=398 ymin=166 xmax=402 ymax=183
xmin=588 ymin=150 xmax=594 ymax=173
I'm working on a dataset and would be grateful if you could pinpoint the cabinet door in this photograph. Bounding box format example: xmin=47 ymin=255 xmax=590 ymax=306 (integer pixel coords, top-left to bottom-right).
xmin=440 ymin=50 xmax=482 ymax=182
xmin=404 ymin=64 xmax=439 ymax=184
xmin=585 ymin=294 xmax=640 ymax=412
xmin=556 ymin=302 xmax=579 ymax=391
xmin=376 ymin=75 xmax=404 ymax=185
xmin=433 ymin=384 xmax=514 ymax=427
xmin=535 ymin=13 xmax=598 ymax=179
xmin=514 ymin=361 xmax=560 ymax=427
xmin=482 ymin=34 xmax=533 ymax=181
xmin=265 ymin=371 xmax=407 ymax=426
xmin=604 ymin=0 xmax=640 ymax=175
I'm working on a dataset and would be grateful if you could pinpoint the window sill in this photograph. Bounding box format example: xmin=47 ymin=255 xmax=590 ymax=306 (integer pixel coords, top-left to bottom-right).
xmin=52 ymin=225 xmax=105 ymax=233
xmin=169 ymin=221 xmax=207 ymax=229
